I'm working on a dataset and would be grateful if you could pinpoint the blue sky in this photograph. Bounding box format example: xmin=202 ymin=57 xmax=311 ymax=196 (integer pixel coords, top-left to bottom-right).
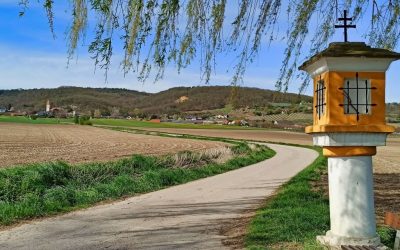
xmin=0 ymin=1 xmax=399 ymax=102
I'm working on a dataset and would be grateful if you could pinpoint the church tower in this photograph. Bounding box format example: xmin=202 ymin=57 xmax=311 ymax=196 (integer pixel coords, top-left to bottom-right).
xmin=46 ymin=100 xmax=50 ymax=112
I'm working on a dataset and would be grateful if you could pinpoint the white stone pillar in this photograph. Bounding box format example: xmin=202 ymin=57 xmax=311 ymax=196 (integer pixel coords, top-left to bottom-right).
xmin=318 ymin=156 xmax=381 ymax=247
xmin=395 ymin=230 xmax=400 ymax=250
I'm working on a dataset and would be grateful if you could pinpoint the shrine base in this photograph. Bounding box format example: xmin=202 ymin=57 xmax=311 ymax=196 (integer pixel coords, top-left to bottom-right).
xmin=317 ymin=156 xmax=386 ymax=249
xmin=317 ymin=231 xmax=385 ymax=249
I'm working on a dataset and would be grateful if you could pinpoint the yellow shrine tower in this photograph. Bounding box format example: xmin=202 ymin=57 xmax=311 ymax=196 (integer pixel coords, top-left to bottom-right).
xmin=300 ymin=42 xmax=400 ymax=248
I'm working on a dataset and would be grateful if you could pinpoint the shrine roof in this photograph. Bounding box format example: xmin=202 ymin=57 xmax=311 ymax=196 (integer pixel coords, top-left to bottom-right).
xmin=299 ymin=42 xmax=400 ymax=71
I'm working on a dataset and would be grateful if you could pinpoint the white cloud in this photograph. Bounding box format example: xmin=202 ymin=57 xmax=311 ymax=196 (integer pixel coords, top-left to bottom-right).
xmin=0 ymin=44 xmax=282 ymax=94
xmin=2 ymin=43 xmax=397 ymax=102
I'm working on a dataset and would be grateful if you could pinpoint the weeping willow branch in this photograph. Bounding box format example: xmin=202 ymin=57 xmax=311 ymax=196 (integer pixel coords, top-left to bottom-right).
xmin=21 ymin=0 xmax=400 ymax=92
xmin=18 ymin=0 xmax=29 ymax=17
xmin=43 ymin=0 xmax=55 ymax=38
xmin=67 ymin=0 xmax=87 ymax=62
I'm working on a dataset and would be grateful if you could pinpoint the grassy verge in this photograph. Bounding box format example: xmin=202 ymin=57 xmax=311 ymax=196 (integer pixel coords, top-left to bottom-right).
xmin=0 ymin=116 xmax=73 ymax=124
xmin=0 ymin=141 xmax=275 ymax=227
xmin=244 ymin=149 xmax=397 ymax=249
xmin=0 ymin=116 xmax=260 ymax=130
xmin=90 ymin=118 xmax=263 ymax=129
xmin=245 ymin=150 xmax=329 ymax=250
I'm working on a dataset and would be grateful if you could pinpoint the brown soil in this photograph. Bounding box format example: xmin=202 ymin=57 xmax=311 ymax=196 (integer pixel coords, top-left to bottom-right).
xmin=312 ymin=168 xmax=400 ymax=225
xmin=0 ymin=123 xmax=227 ymax=168
xmin=371 ymin=135 xmax=400 ymax=222
xmin=220 ymin=210 xmax=256 ymax=249
xmin=374 ymin=134 xmax=400 ymax=173
xmin=136 ymin=127 xmax=314 ymax=145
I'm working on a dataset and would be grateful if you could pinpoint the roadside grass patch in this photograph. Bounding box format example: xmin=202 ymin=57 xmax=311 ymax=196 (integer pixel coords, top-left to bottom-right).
xmin=0 ymin=142 xmax=275 ymax=226
xmin=245 ymin=151 xmax=329 ymax=249
xmin=377 ymin=226 xmax=397 ymax=248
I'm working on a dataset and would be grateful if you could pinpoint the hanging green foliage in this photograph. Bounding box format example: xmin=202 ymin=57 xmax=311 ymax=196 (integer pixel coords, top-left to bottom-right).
xmin=18 ymin=0 xmax=400 ymax=92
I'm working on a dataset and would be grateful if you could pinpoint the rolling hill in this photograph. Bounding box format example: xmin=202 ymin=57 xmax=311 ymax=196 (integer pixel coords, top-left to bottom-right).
xmin=0 ymin=86 xmax=312 ymax=116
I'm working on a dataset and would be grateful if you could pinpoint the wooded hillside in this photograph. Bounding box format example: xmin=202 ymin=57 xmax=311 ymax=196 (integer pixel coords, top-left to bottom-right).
xmin=0 ymin=86 xmax=312 ymax=116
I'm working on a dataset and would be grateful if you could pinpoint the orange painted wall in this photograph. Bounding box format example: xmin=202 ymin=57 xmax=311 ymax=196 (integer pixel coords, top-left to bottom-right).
xmin=306 ymin=71 xmax=394 ymax=133
xmin=328 ymin=72 xmax=386 ymax=126
xmin=312 ymin=72 xmax=329 ymax=126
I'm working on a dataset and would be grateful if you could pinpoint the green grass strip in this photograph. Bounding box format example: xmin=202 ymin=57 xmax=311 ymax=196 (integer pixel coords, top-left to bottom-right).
xmin=0 ymin=143 xmax=275 ymax=226
xmin=245 ymin=149 xmax=329 ymax=250
xmin=0 ymin=116 xmax=261 ymax=130
xmin=0 ymin=116 xmax=73 ymax=124
xmin=92 ymin=118 xmax=260 ymax=129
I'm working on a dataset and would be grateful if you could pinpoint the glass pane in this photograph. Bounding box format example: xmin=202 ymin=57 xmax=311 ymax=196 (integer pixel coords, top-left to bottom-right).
xmin=343 ymin=79 xmax=371 ymax=114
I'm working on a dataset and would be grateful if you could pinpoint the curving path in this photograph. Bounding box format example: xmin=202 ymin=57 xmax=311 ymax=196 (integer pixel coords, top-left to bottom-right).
xmin=0 ymin=143 xmax=318 ymax=250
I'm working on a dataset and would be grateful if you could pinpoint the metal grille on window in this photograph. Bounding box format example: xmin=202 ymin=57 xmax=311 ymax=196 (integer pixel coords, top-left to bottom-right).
xmin=315 ymin=77 xmax=326 ymax=119
xmin=339 ymin=72 xmax=376 ymax=120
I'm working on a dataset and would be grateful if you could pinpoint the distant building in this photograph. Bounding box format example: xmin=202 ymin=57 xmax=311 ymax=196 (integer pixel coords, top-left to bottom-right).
xmin=185 ymin=115 xmax=195 ymax=120
xmin=0 ymin=108 xmax=6 ymax=113
xmin=37 ymin=111 xmax=51 ymax=117
xmin=46 ymin=100 xmax=50 ymax=112
xmin=9 ymin=111 xmax=26 ymax=116
xmin=149 ymin=119 xmax=161 ymax=123
xmin=215 ymin=115 xmax=228 ymax=119
xmin=202 ymin=120 xmax=215 ymax=125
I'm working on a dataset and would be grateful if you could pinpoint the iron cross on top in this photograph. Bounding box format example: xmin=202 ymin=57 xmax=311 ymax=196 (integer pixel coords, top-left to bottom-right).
xmin=335 ymin=10 xmax=356 ymax=42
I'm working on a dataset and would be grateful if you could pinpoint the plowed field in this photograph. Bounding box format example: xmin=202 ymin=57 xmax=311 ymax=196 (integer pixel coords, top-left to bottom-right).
xmin=0 ymin=123 xmax=227 ymax=167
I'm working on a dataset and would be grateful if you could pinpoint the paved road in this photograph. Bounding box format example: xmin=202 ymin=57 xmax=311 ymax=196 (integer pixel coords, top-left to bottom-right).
xmin=0 ymin=144 xmax=318 ymax=250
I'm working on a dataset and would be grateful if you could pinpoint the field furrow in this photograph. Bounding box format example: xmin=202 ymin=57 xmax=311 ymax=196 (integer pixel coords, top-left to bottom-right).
xmin=0 ymin=123 xmax=227 ymax=167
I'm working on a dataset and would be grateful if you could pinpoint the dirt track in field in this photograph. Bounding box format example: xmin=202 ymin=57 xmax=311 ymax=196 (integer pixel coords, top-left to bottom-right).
xmin=0 ymin=123 xmax=227 ymax=168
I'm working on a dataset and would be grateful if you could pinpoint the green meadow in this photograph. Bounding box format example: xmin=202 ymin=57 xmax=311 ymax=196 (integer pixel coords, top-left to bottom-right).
xmin=0 ymin=116 xmax=259 ymax=129
xmin=0 ymin=116 xmax=73 ymax=124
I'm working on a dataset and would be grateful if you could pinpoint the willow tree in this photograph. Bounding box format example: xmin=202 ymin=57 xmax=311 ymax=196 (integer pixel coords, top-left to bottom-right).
xmin=20 ymin=0 xmax=400 ymax=92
